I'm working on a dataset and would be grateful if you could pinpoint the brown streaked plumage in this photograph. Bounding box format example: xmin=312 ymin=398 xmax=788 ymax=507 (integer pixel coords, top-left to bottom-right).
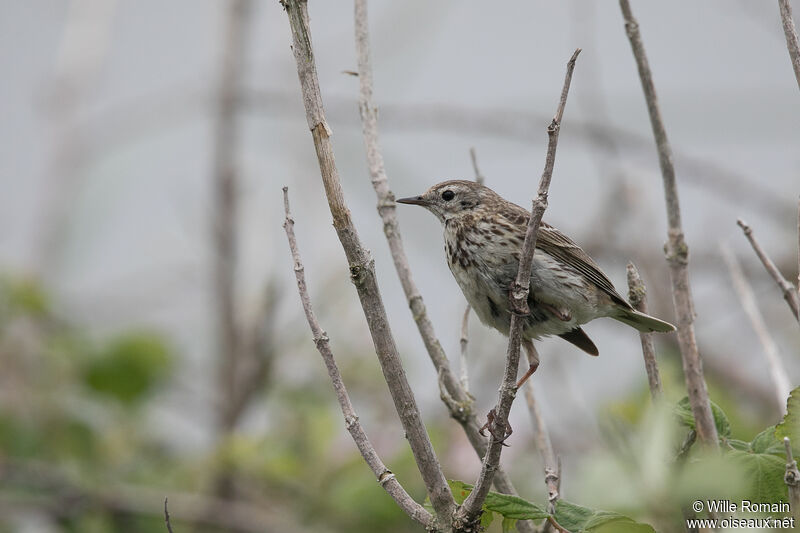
xmin=398 ymin=180 xmax=675 ymax=387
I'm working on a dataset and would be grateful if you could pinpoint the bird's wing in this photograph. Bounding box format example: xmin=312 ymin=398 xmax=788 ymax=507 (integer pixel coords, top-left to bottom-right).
xmin=499 ymin=203 xmax=630 ymax=308
xmin=536 ymin=222 xmax=631 ymax=308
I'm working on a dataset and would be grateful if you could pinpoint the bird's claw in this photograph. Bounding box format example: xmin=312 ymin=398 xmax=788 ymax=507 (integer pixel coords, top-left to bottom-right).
xmin=478 ymin=408 xmax=513 ymax=446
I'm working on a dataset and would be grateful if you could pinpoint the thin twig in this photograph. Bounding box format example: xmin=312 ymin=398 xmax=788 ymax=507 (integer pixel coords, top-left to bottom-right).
xmin=720 ymin=243 xmax=791 ymax=415
xmin=459 ymin=305 xmax=471 ymax=394
xmin=455 ymin=146 xmax=488 ymax=396
xmin=164 ymin=497 xmax=175 ymax=533
xmin=626 ymin=262 xmax=663 ymax=400
xmin=619 ymin=0 xmax=719 ymax=449
xmin=351 ymin=2 xmax=535 ymax=527
xmin=282 ymin=187 xmax=433 ymax=528
xmin=797 ymin=196 xmax=800 ymax=298
xmin=778 ymin=0 xmax=800 ymax=90
xmin=352 ymin=0 xmax=472 ymax=427
xmin=523 ymin=380 xmax=559 ymax=511
xmin=469 ymin=147 xmax=486 ymax=185
xmin=282 ymin=2 xmax=454 ymax=521
xmin=737 ymin=218 xmax=800 ymax=322
xmin=457 ymin=48 xmax=581 ymax=527
xmin=784 ymin=437 xmax=800 ymax=521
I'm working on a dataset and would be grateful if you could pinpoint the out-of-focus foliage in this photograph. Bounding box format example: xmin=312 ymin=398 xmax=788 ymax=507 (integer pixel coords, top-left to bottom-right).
xmin=446 ymin=480 xmax=656 ymax=532
xmin=0 ymin=275 xmax=429 ymax=533
xmin=82 ymin=332 xmax=172 ymax=406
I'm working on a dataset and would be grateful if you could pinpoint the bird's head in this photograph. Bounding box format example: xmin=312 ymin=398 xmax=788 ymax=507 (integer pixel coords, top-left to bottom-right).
xmin=397 ymin=180 xmax=490 ymax=223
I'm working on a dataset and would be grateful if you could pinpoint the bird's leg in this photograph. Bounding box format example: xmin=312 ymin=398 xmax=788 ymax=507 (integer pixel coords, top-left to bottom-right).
xmin=516 ymin=339 xmax=540 ymax=388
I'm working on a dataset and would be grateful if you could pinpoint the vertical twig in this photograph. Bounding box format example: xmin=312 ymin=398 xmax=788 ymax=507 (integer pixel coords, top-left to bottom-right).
xmin=778 ymin=0 xmax=800 ymax=90
xmin=468 ymin=147 xmax=486 ymax=185
xmin=457 ymin=48 xmax=581 ymax=527
xmin=626 ymin=262 xmax=663 ymax=400
xmin=796 ymin=196 xmax=800 ymax=303
xmin=736 ymin=218 xmax=800 ymax=323
xmin=164 ymin=497 xmax=175 ymax=533
xmin=457 ymin=146 xmax=487 ymax=395
xmin=283 ymin=0 xmax=455 ymax=523
xmin=523 ymin=376 xmax=559 ymax=511
xmin=459 ymin=305 xmax=471 ymax=394
xmin=785 ymin=437 xmax=800 ymax=521
xmin=720 ymin=244 xmax=791 ymax=415
xmin=619 ymin=0 xmax=719 ymax=449
xmin=353 ymin=0 xmax=457 ymax=402
xmin=213 ymin=0 xmax=251 ymax=437
xmin=282 ymin=188 xmax=434 ymax=528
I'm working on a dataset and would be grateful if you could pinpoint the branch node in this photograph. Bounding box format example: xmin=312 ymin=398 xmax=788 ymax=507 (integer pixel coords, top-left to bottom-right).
xmin=378 ymin=470 xmax=397 ymax=486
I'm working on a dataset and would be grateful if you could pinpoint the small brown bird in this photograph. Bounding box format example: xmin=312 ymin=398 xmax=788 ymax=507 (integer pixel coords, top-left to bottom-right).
xmin=398 ymin=180 xmax=675 ymax=388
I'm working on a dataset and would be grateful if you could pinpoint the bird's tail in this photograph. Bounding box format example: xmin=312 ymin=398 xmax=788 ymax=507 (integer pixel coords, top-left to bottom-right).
xmin=613 ymin=308 xmax=676 ymax=333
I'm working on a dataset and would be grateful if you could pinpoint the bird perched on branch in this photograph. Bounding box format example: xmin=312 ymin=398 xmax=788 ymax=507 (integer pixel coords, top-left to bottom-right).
xmin=398 ymin=180 xmax=674 ymax=388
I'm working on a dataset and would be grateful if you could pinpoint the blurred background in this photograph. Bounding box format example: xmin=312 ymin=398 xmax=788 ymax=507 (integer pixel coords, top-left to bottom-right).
xmin=1 ymin=1 xmax=799 ymax=531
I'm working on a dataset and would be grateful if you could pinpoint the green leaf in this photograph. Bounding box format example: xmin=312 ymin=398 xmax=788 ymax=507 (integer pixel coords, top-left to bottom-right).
xmin=775 ymin=387 xmax=800 ymax=452
xmin=727 ymin=439 xmax=750 ymax=451
xmin=728 ymin=450 xmax=788 ymax=503
xmin=675 ymin=397 xmax=731 ymax=439
xmin=480 ymin=510 xmax=494 ymax=529
xmin=448 ymin=480 xmax=550 ymax=520
xmin=501 ymin=516 xmax=517 ymax=532
xmin=750 ymin=426 xmax=784 ymax=456
xmin=447 ymin=481 xmax=656 ymax=532
xmin=83 ymin=332 xmax=172 ymax=405
xmin=554 ymin=500 xmax=656 ymax=533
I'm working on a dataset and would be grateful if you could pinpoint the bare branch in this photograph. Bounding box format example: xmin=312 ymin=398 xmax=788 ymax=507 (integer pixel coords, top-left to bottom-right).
xmin=213 ymin=0 xmax=251 ymax=436
xmin=459 ymin=305 xmax=471 ymax=394
xmin=720 ymin=243 xmax=791 ymax=415
xmin=458 ymin=48 xmax=581 ymax=525
xmin=456 ymin=146 xmax=489 ymax=396
xmin=352 ymin=0 xmax=471 ymax=428
xmin=282 ymin=187 xmax=433 ymax=528
xmin=469 ymin=147 xmax=486 ymax=185
xmin=626 ymin=262 xmax=663 ymax=400
xmin=778 ymin=0 xmax=800 ymax=90
xmin=619 ymin=0 xmax=719 ymax=449
xmin=282 ymin=1 xmax=454 ymax=522
xmin=164 ymin=497 xmax=175 ymax=533
xmin=737 ymin=218 xmax=800 ymax=322
xmin=523 ymin=381 xmax=559 ymax=511
xmin=351 ymin=3 xmax=537 ymax=529
xmin=785 ymin=437 xmax=800 ymax=521
xmin=797 ymin=196 xmax=800 ymax=298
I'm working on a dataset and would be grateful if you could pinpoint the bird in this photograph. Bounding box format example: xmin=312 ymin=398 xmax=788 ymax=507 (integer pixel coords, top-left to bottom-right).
xmin=397 ymin=179 xmax=675 ymax=389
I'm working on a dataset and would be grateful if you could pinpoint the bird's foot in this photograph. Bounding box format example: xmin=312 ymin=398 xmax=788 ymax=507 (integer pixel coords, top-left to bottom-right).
xmin=478 ymin=408 xmax=513 ymax=446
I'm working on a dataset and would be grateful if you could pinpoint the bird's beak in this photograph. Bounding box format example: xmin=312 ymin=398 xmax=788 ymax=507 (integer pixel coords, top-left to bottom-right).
xmin=396 ymin=195 xmax=428 ymax=206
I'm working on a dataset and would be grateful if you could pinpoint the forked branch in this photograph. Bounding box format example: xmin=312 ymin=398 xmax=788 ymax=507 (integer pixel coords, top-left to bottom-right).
xmin=737 ymin=218 xmax=800 ymax=323
xmin=352 ymin=2 xmax=534 ymax=529
xmin=282 ymin=188 xmax=433 ymax=528
xmin=281 ymin=0 xmax=455 ymax=523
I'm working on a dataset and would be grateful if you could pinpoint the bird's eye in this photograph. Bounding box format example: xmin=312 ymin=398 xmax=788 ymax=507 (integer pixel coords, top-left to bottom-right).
xmin=441 ymin=190 xmax=455 ymax=201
